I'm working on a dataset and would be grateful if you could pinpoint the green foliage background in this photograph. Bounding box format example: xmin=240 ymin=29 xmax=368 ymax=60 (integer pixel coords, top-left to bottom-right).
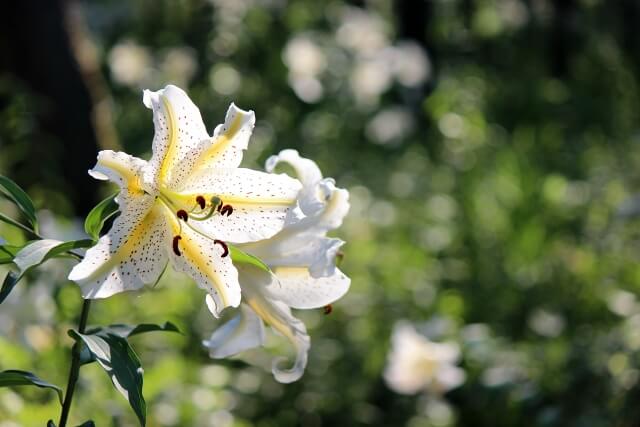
xmin=2 ymin=0 xmax=640 ymax=426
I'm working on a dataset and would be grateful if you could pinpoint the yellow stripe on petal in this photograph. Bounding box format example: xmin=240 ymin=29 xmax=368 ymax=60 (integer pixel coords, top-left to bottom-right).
xmin=193 ymin=113 xmax=243 ymax=170
xmin=159 ymin=94 xmax=178 ymax=184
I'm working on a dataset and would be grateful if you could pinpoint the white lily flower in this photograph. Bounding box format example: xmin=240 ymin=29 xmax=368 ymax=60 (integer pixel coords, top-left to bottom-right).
xmin=203 ymin=149 xmax=351 ymax=383
xmin=68 ymin=85 xmax=301 ymax=317
xmin=384 ymin=322 xmax=466 ymax=395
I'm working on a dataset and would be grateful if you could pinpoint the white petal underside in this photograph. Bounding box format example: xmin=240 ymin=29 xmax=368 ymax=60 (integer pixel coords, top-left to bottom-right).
xmin=267 ymin=267 xmax=351 ymax=310
xmin=167 ymin=217 xmax=241 ymax=317
xmin=239 ymin=264 xmax=310 ymax=383
xmin=203 ymin=303 xmax=266 ymax=358
xmin=265 ymin=149 xmax=323 ymax=214
xmin=176 ymin=168 xmax=302 ymax=244
xmin=243 ymin=233 xmax=344 ymax=278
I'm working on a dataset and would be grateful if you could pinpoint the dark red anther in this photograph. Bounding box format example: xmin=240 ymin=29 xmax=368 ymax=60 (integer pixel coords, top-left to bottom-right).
xmin=172 ymin=235 xmax=182 ymax=256
xmin=323 ymin=304 xmax=333 ymax=315
xmin=214 ymin=239 xmax=229 ymax=258
xmin=217 ymin=199 xmax=224 ymax=213
xmin=177 ymin=210 xmax=188 ymax=222
xmin=196 ymin=195 xmax=206 ymax=210
xmin=220 ymin=204 xmax=233 ymax=217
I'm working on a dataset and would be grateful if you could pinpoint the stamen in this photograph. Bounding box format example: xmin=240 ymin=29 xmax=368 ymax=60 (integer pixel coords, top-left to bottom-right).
xmin=220 ymin=204 xmax=234 ymax=217
xmin=177 ymin=210 xmax=188 ymax=222
xmin=323 ymin=304 xmax=333 ymax=315
xmin=196 ymin=195 xmax=206 ymax=210
xmin=214 ymin=239 xmax=229 ymax=258
xmin=172 ymin=235 xmax=182 ymax=256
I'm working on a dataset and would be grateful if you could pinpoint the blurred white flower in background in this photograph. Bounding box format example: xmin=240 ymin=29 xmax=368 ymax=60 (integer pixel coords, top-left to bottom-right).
xmin=365 ymin=106 xmax=415 ymax=146
xmin=160 ymin=47 xmax=198 ymax=88
xmin=108 ymin=39 xmax=153 ymax=88
xmin=109 ymin=42 xmax=198 ymax=89
xmin=388 ymin=41 xmax=431 ymax=87
xmin=335 ymin=7 xmax=389 ymax=55
xmin=349 ymin=57 xmax=392 ymax=107
xmin=210 ymin=63 xmax=242 ymax=96
xmin=283 ymin=36 xmax=327 ymax=103
xmin=384 ymin=321 xmax=466 ymax=395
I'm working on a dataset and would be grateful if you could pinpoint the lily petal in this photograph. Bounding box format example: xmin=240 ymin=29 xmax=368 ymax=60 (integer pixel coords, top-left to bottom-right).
xmin=267 ymin=267 xmax=351 ymax=309
xmin=203 ymin=303 xmax=266 ymax=358
xmin=167 ymin=216 xmax=241 ymax=317
xmin=88 ymin=150 xmax=147 ymax=193
xmin=240 ymin=264 xmax=310 ymax=383
xmin=182 ymin=103 xmax=256 ymax=178
xmin=69 ymin=201 xmax=169 ymax=298
xmin=265 ymin=149 xmax=323 ymax=215
xmin=245 ymin=234 xmax=345 ymax=278
xmin=142 ymin=85 xmax=210 ymax=190
xmin=175 ymin=168 xmax=302 ymax=243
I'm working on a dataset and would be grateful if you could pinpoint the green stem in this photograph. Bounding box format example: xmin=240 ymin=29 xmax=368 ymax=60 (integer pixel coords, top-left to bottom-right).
xmin=58 ymin=299 xmax=92 ymax=427
xmin=0 ymin=212 xmax=42 ymax=239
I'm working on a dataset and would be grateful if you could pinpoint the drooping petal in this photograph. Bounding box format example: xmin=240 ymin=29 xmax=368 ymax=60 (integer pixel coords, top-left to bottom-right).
xmin=174 ymin=168 xmax=302 ymax=243
xmin=203 ymin=303 xmax=266 ymax=358
xmin=267 ymin=267 xmax=350 ymax=309
xmin=244 ymin=234 xmax=344 ymax=278
xmin=180 ymin=103 xmax=256 ymax=179
xmin=88 ymin=150 xmax=147 ymax=193
xmin=265 ymin=149 xmax=323 ymax=215
xmin=239 ymin=264 xmax=310 ymax=383
xmin=141 ymin=85 xmax=210 ymax=190
xmin=289 ymin=179 xmax=350 ymax=234
xmin=69 ymin=201 xmax=169 ymax=298
xmin=166 ymin=214 xmax=241 ymax=317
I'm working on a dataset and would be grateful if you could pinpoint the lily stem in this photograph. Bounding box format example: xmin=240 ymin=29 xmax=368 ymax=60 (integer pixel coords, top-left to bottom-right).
xmin=58 ymin=299 xmax=92 ymax=427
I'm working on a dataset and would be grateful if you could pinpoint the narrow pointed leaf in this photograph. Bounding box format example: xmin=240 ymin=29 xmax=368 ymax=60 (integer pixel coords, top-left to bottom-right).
xmin=84 ymin=192 xmax=119 ymax=241
xmin=0 ymin=175 xmax=38 ymax=230
xmin=229 ymin=244 xmax=270 ymax=273
xmin=0 ymin=239 xmax=92 ymax=305
xmin=0 ymin=271 xmax=20 ymax=304
xmin=69 ymin=330 xmax=146 ymax=426
xmin=0 ymin=212 xmax=38 ymax=237
xmin=13 ymin=239 xmax=93 ymax=273
xmin=0 ymin=370 xmax=63 ymax=404
xmin=87 ymin=322 xmax=181 ymax=338
xmin=0 ymin=243 xmax=24 ymax=264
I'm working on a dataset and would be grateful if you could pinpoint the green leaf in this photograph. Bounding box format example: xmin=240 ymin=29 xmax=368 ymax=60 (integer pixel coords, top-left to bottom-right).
xmin=0 ymin=239 xmax=93 ymax=305
xmin=0 ymin=243 xmax=24 ymax=264
xmin=87 ymin=322 xmax=181 ymax=338
xmin=0 ymin=370 xmax=63 ymax=404
xmin=84 ymin=192 xmax=119 ymax=241
xmin=229 ymin=244 xmax=271 ymax=273
xmin=69 ymin=330 xmax=146 ymax=426
xmin=0 ymin=212 xmax=38 ymax=237
xmin=13 ymin=239 xmax=93 ymax=273
xmin=0 ymin=175 xmax=38 ymax=231
xmin=0 ymin=271 xmax=20 ymax=304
